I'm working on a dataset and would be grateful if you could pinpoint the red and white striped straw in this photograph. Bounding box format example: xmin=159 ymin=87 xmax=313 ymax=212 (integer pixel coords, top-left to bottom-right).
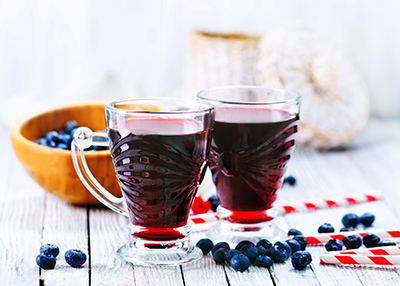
xmin=188 ymin=191 xmax=383 ymax=226
xmin=302 ymin=229 xmax=400 ymax=245
xmin=328 ymin=245 xmax=400 ymax=256
xmin=320 ymin=253 xmax=400 ymax=266
xmin=275 ymin=190 xmax=382 ymax=215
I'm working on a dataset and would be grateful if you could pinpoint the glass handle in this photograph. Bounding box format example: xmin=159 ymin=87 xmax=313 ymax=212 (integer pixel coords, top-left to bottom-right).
xmin=71 ymin=127 xmax=128 ymax=217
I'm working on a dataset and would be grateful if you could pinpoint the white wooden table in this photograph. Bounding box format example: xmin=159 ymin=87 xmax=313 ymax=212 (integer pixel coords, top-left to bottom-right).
xmin=2 ymin=118 xmax=400 ymax=285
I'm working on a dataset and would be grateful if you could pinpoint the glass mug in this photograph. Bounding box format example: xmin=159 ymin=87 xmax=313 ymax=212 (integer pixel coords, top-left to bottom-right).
xmin=197 ymin=86 xmax=300 ymax=243
xmin=71 ymin=98 xmax=214 ymax=266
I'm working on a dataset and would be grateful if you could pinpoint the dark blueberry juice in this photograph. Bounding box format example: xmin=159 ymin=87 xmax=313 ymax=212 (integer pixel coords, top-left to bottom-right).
xmin=209 ymin=107 xmax=299 ymax=223
xmin=108 ymin=118 xmax=210 ymax=240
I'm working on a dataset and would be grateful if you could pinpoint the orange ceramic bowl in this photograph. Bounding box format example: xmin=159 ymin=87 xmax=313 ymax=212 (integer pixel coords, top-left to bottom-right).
xmin=9 ymin=101 xmax=121 ymax=205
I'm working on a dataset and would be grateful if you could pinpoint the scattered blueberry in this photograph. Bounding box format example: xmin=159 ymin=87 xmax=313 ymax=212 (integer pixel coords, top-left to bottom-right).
xmin=256 ymin=245 xmax=270 ymax=256
xmin=239 ymin=243 xmax=258 ymax=262
xmin=275 ymin=241 xmax=292 ymax=257
xmin=318 ymin=223 xmax=335 ymax=233
xmin=269 ymin=242 xmax=290 ymax=263
xmin=291 ymin=251 xmax=312 ymax=270
xmin=288 ymin=228 xmax=303 ymax=236
xmin=256 ymin=239 xmax=272 ymax=250
xmin=65 ymin=249 xmax=87 ymax=268
xmin=286 ymin=239 xmax=301 ymax=254
xmin=196 ymin=238 xmax=214 ymax=255
xmin=363 ymin=233 xmax=381 ymax=248
xmin=283 ymin=175 xmax=296 ymax=186
xmin=254 ymin=254 xmax=273 ymax=268
xmin=224 ymin=249 xmax=241 ymax=264
xmin=36 ymin=253 xmax=56 ymax=270
xmin=340 ymin=226 xmax=354 ymax=232
xmin=292 ymin=235 xmax=307 ymax=250
xmin=342 ymin=235 xmax=362 ymax=249
xmin=342 ymin=213 xmax=360 ymax=228
xmin=360 ymin=213 xmax=375 ymax=227
xmin=40 ymin=244 xmax=60 ymax=258
xmin=325 ymin=239 xmax=344 ymax=251
xmin=213 ymin=248 xmax=228 ymax=265
xmin=230 ymin=254 xmax=250 ymax=272
xmin=211 ymin=242 xmax=230 ymax=255
xmin=235 ymin=240 xmax=254 ymax=251
xmin=377 ymin=239 xmax=396 ymax=247
xmin=208 ymin=195 xmax=220 ymax=212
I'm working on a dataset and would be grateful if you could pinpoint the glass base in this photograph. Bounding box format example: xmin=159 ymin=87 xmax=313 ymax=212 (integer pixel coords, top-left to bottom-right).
xmin=116 ymin=226 xmax=202 ymax=266
xmin=206 ymin=206 xmax=285 ymax=245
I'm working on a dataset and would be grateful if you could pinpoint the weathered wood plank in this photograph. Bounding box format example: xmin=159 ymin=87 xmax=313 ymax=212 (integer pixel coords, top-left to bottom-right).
xmin=89 ymin=207 xmax=135 ymax=285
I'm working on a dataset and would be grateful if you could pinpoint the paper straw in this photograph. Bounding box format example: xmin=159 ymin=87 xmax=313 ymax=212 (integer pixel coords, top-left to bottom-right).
xmin=275 ymin=190 xmax=382 ymax=215
xmin=188 ymin=212 xmax=219 ymax=225
xmin=320 ymin=253 xmax=400 ymax=266
xmin=329 ymin=245 xmax=400 ymax=255
xmin=188 ymin=191 xmax=383 ymax=226
xmin=302 ymin=229 xmax=400 ymax=245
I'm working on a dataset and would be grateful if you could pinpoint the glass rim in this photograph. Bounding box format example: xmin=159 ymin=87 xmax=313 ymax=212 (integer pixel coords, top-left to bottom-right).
xmin=196 ymin=85 xmax=301 ymax=105
xmin=105 ymin=97 xmax=215 ymax=115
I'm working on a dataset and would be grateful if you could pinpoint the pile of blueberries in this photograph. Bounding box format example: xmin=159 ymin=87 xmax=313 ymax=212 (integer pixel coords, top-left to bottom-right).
xmin=196 ymin=229 xmax=312 ymax=272
xmin=319 ymin=212 xmax=393 ymax=251
xmin=36 ymin=244 xmax=87 ymax=270
xmin=34 ymin=120 xmax=108 ymax=151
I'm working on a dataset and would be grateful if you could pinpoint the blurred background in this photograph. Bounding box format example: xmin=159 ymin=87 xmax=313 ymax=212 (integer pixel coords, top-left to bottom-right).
xmin=1 ymin=0 xmax=400 ymax=129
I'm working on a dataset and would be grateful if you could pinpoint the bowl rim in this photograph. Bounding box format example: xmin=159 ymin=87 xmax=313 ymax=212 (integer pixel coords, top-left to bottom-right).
xmin=9 ymin=100 xmax=110 ymax=156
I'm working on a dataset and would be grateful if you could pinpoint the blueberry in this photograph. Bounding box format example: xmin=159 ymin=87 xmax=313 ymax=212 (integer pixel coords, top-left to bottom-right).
xmin=44 ymin=131 xmax=60 ymax=144
xmin=256 ymin=239 xmax=272 ymax=250
xmin=286 ymin=239 xmax=301 ymax=254
xmin=254 ymin=254 xmax=273 ymax=268
xmin=287 ymin=228 xmax=303 ymax=236
xmin=224 ymin=249 xmax=241 ymax=264
xmin=34 ymin=138 xmax=48 ymax=146
xmin=235 ymin=240 xmax=254 ymax=251
xmin=211 ymin=242 xmax=230 ymax=255
xmin=230 ymin=254 xmax=250 ymax=272
xmin=292 ymin=235 xmax=307 ymax=250
xmin=318 ymin=223 xmax=335 ymax=233
xmin=56 ymin=143 xmax=69 ymax=150
xmin=90 ymin=145 xmax=109 ymax=151
xmin=239 ymin=243 xmax=258 ymax=262
xmin=196 ymin=238 xmax=214 ymax=255
xmin=36 ymin=254 xmax=56 ymax=269
xmin=283 ymin=175 xmax=296 ymax=186
xmin=324 ymin=239 xmax=344 ymax=251
xmin=208 ymin=195 xmax=220 ymax=212
xmin=213 ymin=248 xmax=228 ymax=265
xmin=377 ymin=239 xmax=396 ymax=247
xmin=291 ymin=251 xmax=312 ymax=270
xmin=342 ymin=235 xmax=362 ymax=249
xmin=360 ymin=213 xmax=375 ymax=227
xmin=64 ymin=120 xmax=78 ymax=134
xmin=342 ymin=213 xmax=360 ymax=228
xmin=40 ymin=244 xmax=60 ymax=258
xmin=340 ymin=226 xmax=354 ymax=232
xmin=65 ymin=249 xmax=87 ymax=268
xmin=269 ymin=243 xmax=290 ymax=263
xmin=256 ymin=245 xmax=270 ymax=256
xmin=58 ymin=133 xmax=73 ymax=147
xmin=275 ymin=241 xmax=292 ymax=257
xmin=363 ymin=233 xmax=381 ymax=248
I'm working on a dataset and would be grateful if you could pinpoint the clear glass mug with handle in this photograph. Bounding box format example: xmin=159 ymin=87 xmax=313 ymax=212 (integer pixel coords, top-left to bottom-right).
xmin=71 ymin=98 xmax=214 ymax=266
xmin=197 ymin=86 xmax=300 ymax=243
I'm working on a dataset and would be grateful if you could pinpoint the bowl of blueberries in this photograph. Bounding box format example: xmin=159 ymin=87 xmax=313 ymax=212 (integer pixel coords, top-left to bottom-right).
xmin=9 ymin=101 xmax=121 ymax=204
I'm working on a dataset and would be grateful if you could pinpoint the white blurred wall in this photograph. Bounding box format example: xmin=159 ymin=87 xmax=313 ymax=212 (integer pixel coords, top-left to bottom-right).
xmin=1 ymin=0 xmax=400 ymax=125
